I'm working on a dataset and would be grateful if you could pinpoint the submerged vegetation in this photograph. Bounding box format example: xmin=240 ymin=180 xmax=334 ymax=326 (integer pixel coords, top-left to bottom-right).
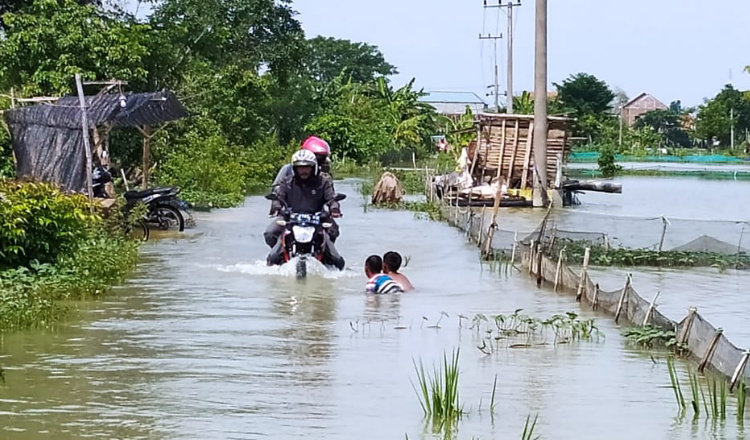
xmin=551 ymin=238 xmax=750 ymax=271
xmin=623 ymin=325 xmax=686 ymax=354
xmin=412 ymin=348 xmax=464 ymax=431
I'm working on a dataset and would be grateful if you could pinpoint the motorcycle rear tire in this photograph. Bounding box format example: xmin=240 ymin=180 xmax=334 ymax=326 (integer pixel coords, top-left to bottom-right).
xmin=149 ymin=204 xmax=185 ymax=232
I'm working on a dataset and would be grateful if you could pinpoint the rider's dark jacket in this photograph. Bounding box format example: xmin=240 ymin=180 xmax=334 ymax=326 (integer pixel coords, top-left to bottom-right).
xmin=272 ymin=173 xmax=340 ymax=216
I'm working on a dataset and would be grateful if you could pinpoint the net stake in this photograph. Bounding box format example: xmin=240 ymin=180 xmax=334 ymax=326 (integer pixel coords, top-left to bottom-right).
xmin=510 ymin=230 xmax=518 ymax=263
xmin=643 ymin=291 xmax=661 ymax=326
xmin=575 ymin=247 xmax=591 ymax=302
xmin=677 ymin=307 xmax=698 ymax=347
xmin=614 ymin=274 xmax=632 ymax=324
xmin=553 ymin=247 xmax=565 ymax=292
xmin=698 ymin=328 xmax=723 ymax=373
xmin=592 ymin=283 xmax=600 ymax=311
xmin=528 ymin=239 xmax=536 ymax=275
xmin=730 ymin=350 xmax=750 ymax=393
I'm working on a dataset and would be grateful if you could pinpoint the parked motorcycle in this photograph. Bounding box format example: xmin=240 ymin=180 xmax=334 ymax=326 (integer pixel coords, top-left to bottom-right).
xmin=264 ymin=193 xmax=346 ymax=279
xmin=93 ymin=165 xmax=185 ymax=233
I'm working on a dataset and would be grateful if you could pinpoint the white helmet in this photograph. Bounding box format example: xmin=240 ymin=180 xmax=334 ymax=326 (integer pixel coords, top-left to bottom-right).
xmin=291 ymin=149 xmax=318 ymax=176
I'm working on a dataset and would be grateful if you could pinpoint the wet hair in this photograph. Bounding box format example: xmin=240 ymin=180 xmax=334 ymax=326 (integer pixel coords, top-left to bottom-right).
xmin=365 ymin=255 xmax=383 ymax=274
xmin=383 ymin=251 xmax=402 ymax=273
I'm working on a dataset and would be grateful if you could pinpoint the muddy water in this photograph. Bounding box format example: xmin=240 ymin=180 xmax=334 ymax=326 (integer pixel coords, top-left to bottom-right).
xmin=0 ymin=178 xmax=748 ymax=439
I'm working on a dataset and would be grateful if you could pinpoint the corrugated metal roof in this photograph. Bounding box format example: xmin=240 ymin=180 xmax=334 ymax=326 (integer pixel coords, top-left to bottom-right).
xmin=420 ymin=91 xmax=487 ymax=105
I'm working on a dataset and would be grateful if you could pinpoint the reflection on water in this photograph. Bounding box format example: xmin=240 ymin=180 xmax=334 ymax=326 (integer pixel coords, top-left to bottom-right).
xmin=1 ymin=178 xmax=749 ymax=439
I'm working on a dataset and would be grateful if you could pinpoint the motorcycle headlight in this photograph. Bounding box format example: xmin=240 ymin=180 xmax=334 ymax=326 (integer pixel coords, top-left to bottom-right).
xmin=292 ymin=225 xmax=315 ymax=243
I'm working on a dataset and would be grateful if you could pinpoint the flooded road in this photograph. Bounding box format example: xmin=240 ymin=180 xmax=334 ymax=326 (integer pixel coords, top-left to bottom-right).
xmin=1 ymin=178 xmax=749 ymax=439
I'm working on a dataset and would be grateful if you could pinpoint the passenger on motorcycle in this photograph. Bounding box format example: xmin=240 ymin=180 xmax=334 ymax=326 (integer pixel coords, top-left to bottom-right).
xmin=264 ymin=149 xmax=344 ymax=269
xmin=270 ymin=136 xmax=340 ymax=242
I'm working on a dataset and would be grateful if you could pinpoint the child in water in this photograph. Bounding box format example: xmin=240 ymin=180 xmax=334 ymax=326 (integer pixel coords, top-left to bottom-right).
xmin=364 ymin=255 xmax=404 ymax=294
xmin=382 ymin=251 xmax=414 ymax=291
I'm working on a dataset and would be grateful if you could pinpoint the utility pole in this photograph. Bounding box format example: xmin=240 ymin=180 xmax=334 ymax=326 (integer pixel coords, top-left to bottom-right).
xmin=479 ymin=33 xmax=502 ymax=112
xmin=484 ymin=0 xmax=522 ymax=114
xmin=532 ymin=0 xmax=547 ymax=207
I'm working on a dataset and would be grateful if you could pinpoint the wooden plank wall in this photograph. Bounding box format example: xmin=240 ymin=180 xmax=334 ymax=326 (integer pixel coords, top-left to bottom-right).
xmin=469 ymin=119 xmax=571 ymax=189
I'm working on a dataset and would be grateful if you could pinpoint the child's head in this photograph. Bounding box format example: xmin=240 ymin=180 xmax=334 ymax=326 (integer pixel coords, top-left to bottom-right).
xmin=365 ymin=254 xmax=383 ymax=277
xmin=383 ymin=251 xmax=402 ymax=274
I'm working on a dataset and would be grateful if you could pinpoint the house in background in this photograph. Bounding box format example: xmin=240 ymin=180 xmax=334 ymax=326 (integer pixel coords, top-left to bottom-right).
xmin=621 ymin=93 xmax=668 ymax=126
xmin=419 ymin=91 xmax=488 ymax=116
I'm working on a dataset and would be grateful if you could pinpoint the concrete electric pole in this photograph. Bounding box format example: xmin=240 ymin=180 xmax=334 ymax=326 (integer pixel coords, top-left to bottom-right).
xmin=532 ymin=0 xmax=548 ymax=207
xmin=483 ymin=0 xmax=521 ymax=114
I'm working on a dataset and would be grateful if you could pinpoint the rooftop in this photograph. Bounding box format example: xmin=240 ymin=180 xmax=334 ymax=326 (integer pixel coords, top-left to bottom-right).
xmin=419 ymin=91 xmax=487 ymax=105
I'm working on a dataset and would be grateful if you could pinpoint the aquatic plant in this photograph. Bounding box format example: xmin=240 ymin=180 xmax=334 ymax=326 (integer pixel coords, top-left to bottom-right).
xmin=521 ymin=414 xmax=540 ymax=440
xmin=666 ymin=357 xmax=743 ymax=421
xmin=738 ymin=380 xmax=747 ymax=420
xmin=667 ymin=356 xmax=686 ymax=410
xmin=550 ymin=238 xmax=750 ymax=271
xmin=411 ymin=348 xmax=464 ymax=430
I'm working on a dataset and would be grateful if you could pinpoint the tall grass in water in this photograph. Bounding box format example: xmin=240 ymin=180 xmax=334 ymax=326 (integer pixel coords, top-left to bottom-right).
xmin=667 ymin=357 xmax=686 ymax=410
xmin=738 ymin=380 xmax=747 ymax=422
xmin=521 ymin=414 xmax=539 ymax=440
xmin=412 ymin=348 xmax=464 ymax=430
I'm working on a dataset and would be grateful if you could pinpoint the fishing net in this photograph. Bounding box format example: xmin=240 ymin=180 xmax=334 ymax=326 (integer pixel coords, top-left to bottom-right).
xmin=438 ymin=200 xmax=750 ymax=386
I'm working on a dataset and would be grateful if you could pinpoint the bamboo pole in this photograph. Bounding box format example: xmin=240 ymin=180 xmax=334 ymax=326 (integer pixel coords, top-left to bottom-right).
xmin=575 ymin=247 xmax=591 ymax=302
xmin=730 ymin=350 xmax=750 ymax=393
xmin=698 ymin=329 xmax=724 ymax=373
xmin=658 ymin=216 xmax=669 ymax=253
xmin=592 ymin=284 xmax=600 ymax=311
xmin=553 ymin=247 xmax=564 ymax=292
xmin=614 ymin=274 xmax=632 ymax=324
xmin=141 ymin=124 xmax=152 ymax=189
xmin=521 ymin=121 xmax=535 ymax=189
xmin=676 ymin=307 xmax=698 ymax=347
xmin=528 ymin=239 xmax=535 ymax=275
xmin=643 ymin=291 xmax=661 ymax=326
xmin=74 ymin=74 xmax=94 ymax=209
xmin=510 ymin=230 xmax=518 ymax=263
xmin=506 ymin=120 xmax=520 ymax=184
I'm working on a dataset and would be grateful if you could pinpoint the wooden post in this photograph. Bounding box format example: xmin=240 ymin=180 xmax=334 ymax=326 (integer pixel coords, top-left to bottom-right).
xmin=478 ymin=206 xmax=486 ymax=247
xmin=677 ymin=307 xmax=698 ymax=347
xmin=698 ymin=328 xmax=724 ymax=373
xmin=142 ymin=124 xmax=151 ymax=189
xmin=643 ymin=291 xmax=661 ymax=326
xmin=730 ymin=350 xmax=750 ymax=393
xmin=506 ymin=120 xmax=520 ymax=184
xmin=528 ymin=239 xmax=536 ymax=274
xmin=74 ymin=74 xmax=94 ymax=209
xmin=553 ymin=247 xmax=564 ymax=292
xmin=658 ymin=216 xmax=669 ymax=253
xmin=510 ymin=230 xmax=518 ymax=263
xmin=496 ymin=120 xmax=507 ymax=183
xmin=521 ymin=121 xmax=535 ymax=189
xmin=614 ymin=274 xmax=631 ymax=324
xmin=535 ymin=243 xmax=544 ymax=286
xmin=575 ymin=247 xmax=591 ymax=302
xmin=120 ymin=168 xmax=130 ymax=192
xmin=555 ymin=152 xmax=563 ymax=189
xmin=592 ymin=284 xmax=600 ymax=311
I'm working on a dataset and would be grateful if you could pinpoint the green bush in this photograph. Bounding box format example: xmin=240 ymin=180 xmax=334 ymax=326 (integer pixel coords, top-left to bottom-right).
xmin=154 ymin=118 xmax=297 ymax=208
xmin=0 ymin=179 xmax=100 ymax=269
xmin=596 ymin=144 xmax=622 ymax=178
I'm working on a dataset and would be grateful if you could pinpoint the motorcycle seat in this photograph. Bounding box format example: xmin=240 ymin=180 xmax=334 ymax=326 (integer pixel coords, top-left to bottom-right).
xmin=124 ymin=187 xmax=177 ymax=200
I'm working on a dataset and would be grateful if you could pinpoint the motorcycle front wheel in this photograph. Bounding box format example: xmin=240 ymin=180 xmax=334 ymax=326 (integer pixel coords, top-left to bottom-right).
xmin=296 ymin=257 xmax=307 ymax=279
xmin=148 ymin=204 xmax=185 ymax=232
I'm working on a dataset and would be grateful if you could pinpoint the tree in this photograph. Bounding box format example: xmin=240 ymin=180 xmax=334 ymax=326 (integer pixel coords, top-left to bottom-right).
xmin=554 ymin=73 xmax=616 ymax=142
xmin=634 ymin=109 xmax=691 ymax=148
xmin=305 ymin=37 xmax=396 ymax=84
xmin=0 ymin=0 xmax=152 ymax=95
xmin=554 ymin=73 xmax=615 ymax=118
xmin=695 ymin=84 xmax=750 ymax=147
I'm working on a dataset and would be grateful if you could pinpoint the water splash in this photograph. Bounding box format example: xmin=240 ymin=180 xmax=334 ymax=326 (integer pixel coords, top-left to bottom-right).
xmin=218 ymin=257 xmax=359 ymax=280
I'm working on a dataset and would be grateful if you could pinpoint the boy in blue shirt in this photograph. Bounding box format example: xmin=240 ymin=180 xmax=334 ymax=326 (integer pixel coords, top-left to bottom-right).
xmin=364 ymin=255 xmax=404 ymax=294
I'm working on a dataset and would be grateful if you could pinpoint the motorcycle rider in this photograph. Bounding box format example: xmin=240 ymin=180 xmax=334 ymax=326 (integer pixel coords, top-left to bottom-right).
xmin=270 ymin=136 xmax=340 ymax=242
xmin=265 ymin=149 xmax=344 ymax=269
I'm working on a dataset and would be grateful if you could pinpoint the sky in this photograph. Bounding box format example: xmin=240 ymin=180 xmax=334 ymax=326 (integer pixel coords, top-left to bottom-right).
xmin=293 ymin=0 xmax=750 ymax=108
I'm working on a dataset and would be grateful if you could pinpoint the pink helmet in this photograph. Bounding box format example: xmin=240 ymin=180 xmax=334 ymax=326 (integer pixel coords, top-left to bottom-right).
xmin=301 ymin=136 xmax=331 ymax=157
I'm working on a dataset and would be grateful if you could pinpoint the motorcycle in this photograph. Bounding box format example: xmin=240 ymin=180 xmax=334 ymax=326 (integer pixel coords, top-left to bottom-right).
xmin=93 ymin=165 xmax=185 ymax=233
xmin=265 ymin=193 xmax=346 ymax=279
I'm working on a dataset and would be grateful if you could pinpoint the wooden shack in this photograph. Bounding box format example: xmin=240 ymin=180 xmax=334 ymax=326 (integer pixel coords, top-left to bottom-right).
xmin=467 ymin=113 xmax=573 ymax=191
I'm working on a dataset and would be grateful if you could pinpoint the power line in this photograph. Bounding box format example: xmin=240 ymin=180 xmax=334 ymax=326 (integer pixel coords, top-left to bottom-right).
xmin=483 ymin=0 xmax=522 ymax=114
xmin=478 ymin=33 xmax=503 ymax=112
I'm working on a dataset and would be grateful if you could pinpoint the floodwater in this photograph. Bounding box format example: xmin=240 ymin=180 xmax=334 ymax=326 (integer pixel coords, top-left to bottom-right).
xmin=1 ymin=178 xmax=749 ymax=439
